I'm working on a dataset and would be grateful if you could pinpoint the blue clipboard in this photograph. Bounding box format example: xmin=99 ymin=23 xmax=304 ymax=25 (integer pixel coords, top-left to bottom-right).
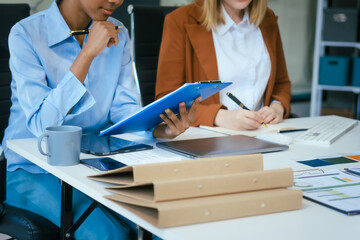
xmin=100 ymin=81 xmax=231 ymax=136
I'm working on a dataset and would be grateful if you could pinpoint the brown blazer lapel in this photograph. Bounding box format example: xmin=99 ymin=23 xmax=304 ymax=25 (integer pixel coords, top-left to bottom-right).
xmin=259 ymin=17 xmax=277 ymax=96
xmin=185 ymin=24 xmax=219 ymax=81
xmin=260 ymin=19 xmax=277 ymax=66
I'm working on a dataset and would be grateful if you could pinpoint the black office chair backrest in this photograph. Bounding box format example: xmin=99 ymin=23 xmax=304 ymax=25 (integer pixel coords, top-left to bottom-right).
xmin=0 ymin=4 xmax=30 ymax=142
xmin=0 ymin=153 xmax=5 ymax=204
xmin=0 ymin=0 xmax=29 ymax=213
xmin=128 ymin=5 xmax=177 ymax=106
xmin=0 ymin=4 xmax=60 ymax=239
xmin=111 ymin=0 xmax=160 ymax=35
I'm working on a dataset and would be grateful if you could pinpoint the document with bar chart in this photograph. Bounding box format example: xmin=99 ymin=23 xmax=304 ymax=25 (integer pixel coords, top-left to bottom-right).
xmin=293 ymin=169 xmax=360 ymax=215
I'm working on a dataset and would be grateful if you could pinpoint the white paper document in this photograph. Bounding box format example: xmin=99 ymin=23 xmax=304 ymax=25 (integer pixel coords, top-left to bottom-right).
xmin=112 ymin=149 xmax=183 ymax=166
xmin=293 ymin=169 xmax=360 ymax=215
xmin=199 ymin=122 xmax=308 ymax=137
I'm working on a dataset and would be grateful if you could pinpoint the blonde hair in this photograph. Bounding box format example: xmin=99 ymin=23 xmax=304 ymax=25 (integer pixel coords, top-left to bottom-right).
xmin=198 ymin=0 xmax=268 ymax=30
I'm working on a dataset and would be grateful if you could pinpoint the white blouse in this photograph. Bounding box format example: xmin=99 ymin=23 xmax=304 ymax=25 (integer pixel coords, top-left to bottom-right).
xmin=212 ymin=5 xmax=271 ymax=111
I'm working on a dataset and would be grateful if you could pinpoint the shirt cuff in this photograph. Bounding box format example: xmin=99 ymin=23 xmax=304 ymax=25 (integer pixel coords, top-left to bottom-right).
xmin=61 ymin=72 xmax=96 ymax=118
xmin=271 ymin=100 xmax=281 ymax=105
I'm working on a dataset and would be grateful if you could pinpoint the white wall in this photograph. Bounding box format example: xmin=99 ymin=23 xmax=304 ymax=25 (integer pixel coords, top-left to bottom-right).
xmin=161 ymin=0 xmax=191 ymax=6
xmin=268 ymin=0 xmax=316 ymax=89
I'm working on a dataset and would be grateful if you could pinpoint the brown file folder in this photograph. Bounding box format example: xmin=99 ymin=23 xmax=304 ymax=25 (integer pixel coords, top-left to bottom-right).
xmin=106 ymin=168 xmax=294 ymax=202
xmin=105 ymin=188 xmax=303 ymax=228
xmin=88 ymin=154 xmax=302 ymax=227
xmin=88 ymin=154 xmax=263 ymax=185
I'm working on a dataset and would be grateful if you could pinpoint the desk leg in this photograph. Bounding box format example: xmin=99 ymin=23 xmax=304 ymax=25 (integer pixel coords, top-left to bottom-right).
xmin=137 ymin=225 xmax=153 ymax=240
xmin=66 ymin=201 xmax=98 ymax=237
xmin=60 ymin=180 xmax=73 ymax=239
xmin=59 ymin=181 xmax=148 ymax=240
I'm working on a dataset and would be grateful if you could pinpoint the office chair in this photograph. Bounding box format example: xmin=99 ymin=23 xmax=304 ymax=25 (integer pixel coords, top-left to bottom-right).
xmin=0 ymin=4 xmax=60 ymax=240
xmin=128 ymin=5 xmax=177 ymax=106
xmin=111 ymin=0 xmax=160 ymax=33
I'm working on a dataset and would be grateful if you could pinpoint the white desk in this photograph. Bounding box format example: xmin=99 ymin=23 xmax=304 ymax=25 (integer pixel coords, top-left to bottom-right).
xmin=7 ymin=116 xmax=360 ymax=240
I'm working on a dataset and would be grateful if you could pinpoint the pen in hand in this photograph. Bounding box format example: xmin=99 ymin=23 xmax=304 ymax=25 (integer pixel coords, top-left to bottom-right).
xmin=226 ymin=92 xmax=268 ymax=128
xmin=70 ymin=26 xmax=123 ymax=36
xmin=226 ymin=92 xmax=249 ymax=110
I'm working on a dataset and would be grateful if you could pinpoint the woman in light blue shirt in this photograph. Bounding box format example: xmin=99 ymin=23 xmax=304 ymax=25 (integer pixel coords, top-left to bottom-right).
xmin=3 ymin=0 xmax=199 ymax=239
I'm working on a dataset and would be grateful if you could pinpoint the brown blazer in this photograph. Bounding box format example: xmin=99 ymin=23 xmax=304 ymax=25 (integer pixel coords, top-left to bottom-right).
xmin=155 ymin=2 xmax=291 ymax=127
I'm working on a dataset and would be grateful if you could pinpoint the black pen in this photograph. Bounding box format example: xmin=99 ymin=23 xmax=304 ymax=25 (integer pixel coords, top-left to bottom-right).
xmin=226 ymin=92 xmax=268 ymax=127
xmin=70 ymin=25 xmax=123 ymax=36
xmin=226 ymin=92 xmax=249 ymax=110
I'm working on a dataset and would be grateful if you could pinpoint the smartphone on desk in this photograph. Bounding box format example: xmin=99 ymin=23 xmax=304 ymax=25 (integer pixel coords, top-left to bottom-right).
xmin=81 ymin=134 xmax=153 ymax=156
xmin=81 ymin=157 xmax=126 ymax=171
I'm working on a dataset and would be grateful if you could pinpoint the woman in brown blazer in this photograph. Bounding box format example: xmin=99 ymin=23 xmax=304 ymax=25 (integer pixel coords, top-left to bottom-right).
xmin=156 ymin=0 xmax=291 ymax=130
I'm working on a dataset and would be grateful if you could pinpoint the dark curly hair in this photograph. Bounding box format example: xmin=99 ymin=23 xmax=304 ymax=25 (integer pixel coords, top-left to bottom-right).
xmin=56 ymin=0 xmax=63 ymax=4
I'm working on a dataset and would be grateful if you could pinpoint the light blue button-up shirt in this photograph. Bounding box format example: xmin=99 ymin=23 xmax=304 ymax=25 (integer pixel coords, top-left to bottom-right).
xmin=2 ymin=1 xmax=141 ymax=173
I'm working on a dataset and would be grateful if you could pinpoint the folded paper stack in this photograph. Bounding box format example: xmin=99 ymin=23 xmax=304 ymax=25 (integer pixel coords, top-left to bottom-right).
xmin=88 ymin=154 xmax=302 ymax=227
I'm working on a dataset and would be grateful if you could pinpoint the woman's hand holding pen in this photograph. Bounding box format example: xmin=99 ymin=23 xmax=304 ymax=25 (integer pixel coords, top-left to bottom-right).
xmin=153 ymin=97 xmax=201 ymax=139
xmin=214 ymin=109 xmax=264 ymax=130
xmin=83 ymin=21 xmax=121 ymax=58
xmin=257 ymin=102 xmax=284 ymax=124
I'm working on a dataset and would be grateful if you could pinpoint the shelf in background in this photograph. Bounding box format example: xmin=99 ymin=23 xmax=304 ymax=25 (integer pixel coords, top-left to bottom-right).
xmin=318 ymin=85 xmax=360 ymax=93
xmin=321 ymin=41 xmax=360 ymax=49
xmin=311 ymin=0 xmax=360 ymax=118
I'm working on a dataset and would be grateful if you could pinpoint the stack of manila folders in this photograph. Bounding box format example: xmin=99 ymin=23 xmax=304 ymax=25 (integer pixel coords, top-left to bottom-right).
xmin=88 ymin=154 xmax=302 ymax=227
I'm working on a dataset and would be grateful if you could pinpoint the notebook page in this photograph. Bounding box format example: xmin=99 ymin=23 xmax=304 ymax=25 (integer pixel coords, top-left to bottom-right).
xmin=199 ymin=122 xmax=308 ymax=137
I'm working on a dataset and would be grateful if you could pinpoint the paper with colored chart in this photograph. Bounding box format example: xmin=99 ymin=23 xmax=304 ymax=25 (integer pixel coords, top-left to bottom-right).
xmin=293 ymin=169 xmax=360 ymax=215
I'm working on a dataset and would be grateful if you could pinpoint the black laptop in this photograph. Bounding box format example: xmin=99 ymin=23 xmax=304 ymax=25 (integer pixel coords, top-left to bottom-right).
xmin=156 ymin=135 xmax=289 ymax=158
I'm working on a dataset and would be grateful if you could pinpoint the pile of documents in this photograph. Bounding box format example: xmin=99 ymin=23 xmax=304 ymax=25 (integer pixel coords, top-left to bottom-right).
xmin=89 ymin=154 xmax=302 ymax=227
